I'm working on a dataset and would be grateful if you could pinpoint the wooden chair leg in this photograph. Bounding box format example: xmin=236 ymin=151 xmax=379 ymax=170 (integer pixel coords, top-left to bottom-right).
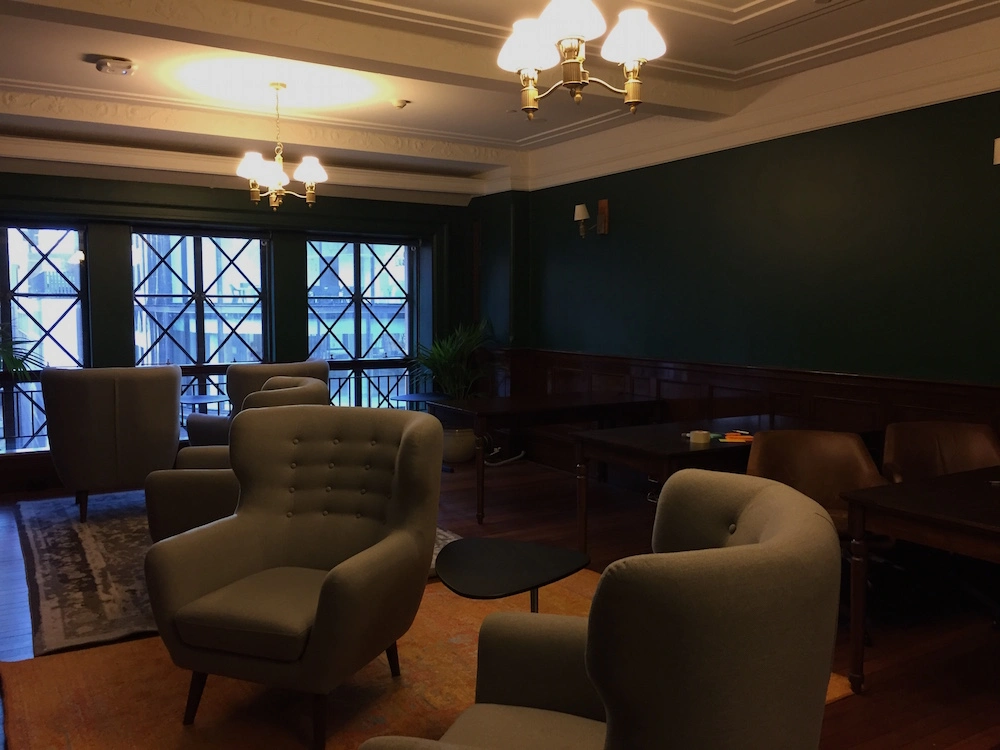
xmin=312 ymin=693 xmax=327 ymax=750
xmin=76 ymin=490 xmax=88 ymax=523
xmin=183 ymin=671 xmax=207 ymax=725
xmin=386 ymin=642 xmax=400 ymax=677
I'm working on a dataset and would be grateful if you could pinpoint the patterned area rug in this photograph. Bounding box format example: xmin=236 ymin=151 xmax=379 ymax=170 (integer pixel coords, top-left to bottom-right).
xmin=15 ymin=491 xmax=460 ymax=657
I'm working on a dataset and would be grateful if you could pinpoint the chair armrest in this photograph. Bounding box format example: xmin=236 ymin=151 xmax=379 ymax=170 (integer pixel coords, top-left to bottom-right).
xmin=144 ymin=468 xmax=239 ymax=542
xmin=474 ymin=611 xmax=604 ymax=722
xmin=144 ymin=515 xmax=264 ymax=628
xmin=175 ymin=445 xmax=231 ymax=469
xmin=308 ymin=530 xmax=428 ymax=675
xmin=360 ymin=739 xmax=473 ymax=750
xmin=185 ymin=413 xmax=231 ymax=446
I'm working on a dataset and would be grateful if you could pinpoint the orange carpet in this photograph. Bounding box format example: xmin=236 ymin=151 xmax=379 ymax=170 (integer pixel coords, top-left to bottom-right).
xmin=0 ymin=570 xmax=851 ymax=748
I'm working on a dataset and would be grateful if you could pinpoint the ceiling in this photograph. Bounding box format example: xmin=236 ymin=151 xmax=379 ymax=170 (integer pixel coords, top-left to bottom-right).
xmin=2 ymin=0 xmax=1000 ymax=205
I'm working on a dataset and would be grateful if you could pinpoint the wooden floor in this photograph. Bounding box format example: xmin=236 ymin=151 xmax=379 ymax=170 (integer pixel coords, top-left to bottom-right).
xmin=1 ymin=459 xmax=999 ymax=748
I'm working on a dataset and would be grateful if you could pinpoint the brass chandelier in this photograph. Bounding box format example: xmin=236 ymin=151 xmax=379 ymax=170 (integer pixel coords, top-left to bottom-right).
xmin=236 ymin=82 xmax=328 ymax=210
xmin=498 ymin=0 xmax=666 ymax=119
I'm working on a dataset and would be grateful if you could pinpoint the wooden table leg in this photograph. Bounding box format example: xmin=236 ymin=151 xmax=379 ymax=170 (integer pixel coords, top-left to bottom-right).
xmin=576 ymin=456 xmax=589 ymax=554
xmin=849 ymin=502 xmax=869 ymax=694
xmin=475 ymin=430 xmax=485 ymax=524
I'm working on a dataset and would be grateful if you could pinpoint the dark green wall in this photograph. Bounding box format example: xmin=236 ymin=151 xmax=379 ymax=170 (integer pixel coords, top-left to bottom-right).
xmin=0 ymin=173 xmax=474 ymax=365
xmin=525 ymin=91 xmax=1000 ymax=385
xmin=468 ymin=191 xmax=530 ymax=346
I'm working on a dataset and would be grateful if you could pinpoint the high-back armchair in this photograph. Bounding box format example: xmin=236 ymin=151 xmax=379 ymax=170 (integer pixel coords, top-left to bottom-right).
xmin=40 ymin=365 xmax=182 ymax=521
xmin=747 ymin=429 xmax=887 ymax=535
xmin=185 ymin=360 xmax=330 ymax=446
xmin=360 ymin=469 xmax=842 ymax=750
xmin=145 ymin=403 xmax=443 ymax=750
xmin=883 ymin=421 xmax=1000 ymax=483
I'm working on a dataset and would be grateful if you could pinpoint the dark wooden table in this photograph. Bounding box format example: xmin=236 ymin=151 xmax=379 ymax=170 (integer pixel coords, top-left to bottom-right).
xmin=843 ymin=466 xmax=1000 ymax=693
xmin=428 ymin=392 xmax=662 ymax=524
xmin=434 ymin=537 xmax=590 ymax=612
xmin=573 ymin=414 xmax=798 ymax=553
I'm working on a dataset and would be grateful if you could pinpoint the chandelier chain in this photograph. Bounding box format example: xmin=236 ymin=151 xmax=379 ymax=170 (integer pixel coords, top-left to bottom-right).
xmin=273 ymin=84 xmax=283 ymax=158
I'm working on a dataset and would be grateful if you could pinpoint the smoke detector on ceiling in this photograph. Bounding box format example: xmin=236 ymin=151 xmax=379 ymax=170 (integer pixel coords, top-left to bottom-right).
xmin=95 ymin=57 xmax=137 ymax=76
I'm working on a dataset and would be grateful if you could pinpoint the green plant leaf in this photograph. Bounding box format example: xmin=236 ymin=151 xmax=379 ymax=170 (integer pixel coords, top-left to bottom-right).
xmin=410 ymin=320 xmax=491 ymax=399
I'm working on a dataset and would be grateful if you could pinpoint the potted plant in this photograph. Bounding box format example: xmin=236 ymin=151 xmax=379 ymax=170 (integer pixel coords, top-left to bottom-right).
xmin=0 ymin=325 xmax=43 ymax=382
xmin=411 ymin=320 xmax=491 ymax=462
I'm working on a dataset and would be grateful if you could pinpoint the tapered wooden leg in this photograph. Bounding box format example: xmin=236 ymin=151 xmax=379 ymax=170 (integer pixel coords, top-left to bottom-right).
xmin=183 ymin=671 xmax=207 ymax=725
xmin=312 ymin=693 xmax=327 ymax=750
xmin=76 ymin=490 xmax=88 ymax=523
xmin=386 ymin=642 xmax=400 ymax=677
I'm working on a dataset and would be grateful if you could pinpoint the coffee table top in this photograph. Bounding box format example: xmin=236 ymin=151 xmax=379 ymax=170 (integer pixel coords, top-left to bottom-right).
xmin=434 ymin=538 xmax=590 ymax=601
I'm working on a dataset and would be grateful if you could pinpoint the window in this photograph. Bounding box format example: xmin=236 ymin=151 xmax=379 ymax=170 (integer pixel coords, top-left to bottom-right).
xmin=132 ymin=231 xmax=265 ymax=402
xmin=307 ymin=240 xmax=412 ymax=407
xmin=1 ymin=226 xmax=85 ymax=450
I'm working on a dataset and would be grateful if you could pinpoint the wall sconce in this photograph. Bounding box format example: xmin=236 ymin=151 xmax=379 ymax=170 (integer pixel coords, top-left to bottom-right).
xmin=574 ymin=200 xmax=609 ymax=237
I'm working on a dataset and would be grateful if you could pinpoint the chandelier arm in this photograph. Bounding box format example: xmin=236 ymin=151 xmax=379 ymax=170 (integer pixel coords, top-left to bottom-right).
xmin=588 ymin=77 xmax=626 ymax=96
xmin=536 ymin=79 xmax=568 ymax=102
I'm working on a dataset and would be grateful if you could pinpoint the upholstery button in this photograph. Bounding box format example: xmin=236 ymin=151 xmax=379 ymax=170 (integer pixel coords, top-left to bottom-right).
xmin=370 ymin=439 xmax=377 ymax=446
xmin=365 ymin=464 xmax=371 ymax=470
xmin=292 ymin=438 xmax=299 ymax=445
xmin=289 ymin=487 xmax=295 ymax=493
xmin=328 ymin=462 xmax=334 ymax=468
xmin=356 ymin=512 xmax=362 ymax=519
xmin=286 ymin=512 xmax=293 ymax=518
xmin=290 ymin=462 xmax=297 ymax=469
xmin=360 ymin=488 xmax=367 ymax=495
xmin=322 ymin=510 xmax=328 ymax=516
xmin=333 ymin=438 xmax=340 ymax=445
xmin=728 ymin=523 xmax=737 ymax=534
xmin=325 ymin=486 xmax=331 ymax=492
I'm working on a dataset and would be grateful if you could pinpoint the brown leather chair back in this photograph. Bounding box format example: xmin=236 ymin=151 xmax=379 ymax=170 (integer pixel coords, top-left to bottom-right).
xmin=883 ymin=421 xmax=1000 ymax=483
xmin=747 ymin=429 xmax=886 ymax=534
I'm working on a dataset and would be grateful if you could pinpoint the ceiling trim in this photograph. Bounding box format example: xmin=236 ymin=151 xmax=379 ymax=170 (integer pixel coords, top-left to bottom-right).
xmin=524 ymin=13 xmax=1000 ymax=190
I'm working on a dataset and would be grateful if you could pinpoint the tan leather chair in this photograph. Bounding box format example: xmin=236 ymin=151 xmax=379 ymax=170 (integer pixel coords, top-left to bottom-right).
xmin=747 ymin=429 xmax=887 ymax=536
xmin=145 ymin=404 xmax=444 ymax=750
xmin=40 ymin=365 xmax=181 ymax=521
xmin=883 ymin=421 xmax=1000 ymax=483
xmin=360 ymin=469 xmax=841 ymax=750
xmin=186 ymin=360 xmax=330 ymax=445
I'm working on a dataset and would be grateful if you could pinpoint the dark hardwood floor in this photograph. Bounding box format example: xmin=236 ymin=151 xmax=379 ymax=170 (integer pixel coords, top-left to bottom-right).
xmin=1 ymin=458 xmax=999 ymax=748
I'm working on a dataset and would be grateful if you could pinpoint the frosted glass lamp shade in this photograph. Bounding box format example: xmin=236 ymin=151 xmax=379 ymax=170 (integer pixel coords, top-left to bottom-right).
xmin=258 ymin=160 xmax=289 ymax=190
xmin=237 ymin=152 xmax=266 ymax=181
xmin=293 ymin=156 xmax=328 ymax=183
xmin=498 ymin=18 xmax=560 ymax=72
xmin=602 ymin=9 xmax=666 ymax=64
xmin=574 ymin=203 xmax=590 ymax=221
xmin=538 ymin=0 xmax=606 ymax=44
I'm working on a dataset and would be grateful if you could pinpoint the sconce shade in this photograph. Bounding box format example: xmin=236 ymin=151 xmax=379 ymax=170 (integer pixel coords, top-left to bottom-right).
xmin=293 ymin=156 xmax=328 ymax=184
xmin=574 ymin=203 xmax=590 ymax=221
xmin=498 ymin=18 xmax=560 ymax=72
xmin=602 ymin=9 xmax=666 ymax=64
xmin=538 ymin=0 xmax=607 ymax=44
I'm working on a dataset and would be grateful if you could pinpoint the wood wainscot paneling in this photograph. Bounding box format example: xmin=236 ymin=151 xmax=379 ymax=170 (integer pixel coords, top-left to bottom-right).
xmin=485 ymin=349 xmax=1000 ymax=476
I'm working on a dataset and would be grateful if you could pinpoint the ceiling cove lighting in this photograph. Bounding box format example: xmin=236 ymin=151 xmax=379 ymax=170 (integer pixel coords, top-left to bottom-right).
xmin=498 ymin=0 xmax=666 ymax=119
xmin=237 ymin=82 xmax=327 ymax=210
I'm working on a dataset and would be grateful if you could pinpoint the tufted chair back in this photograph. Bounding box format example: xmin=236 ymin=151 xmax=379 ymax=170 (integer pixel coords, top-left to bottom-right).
xmin=230 ymin=403 xmax=440 ymax=572
xmin=883 ymin=420 xmax=1000 ymax=483
xmin=587 ymin=469 xmax=841 ymax=750
xmin=241 ymin=375 xmax=330 ymax=410
xmin=746 ymin=429 xmax=886 ymax=535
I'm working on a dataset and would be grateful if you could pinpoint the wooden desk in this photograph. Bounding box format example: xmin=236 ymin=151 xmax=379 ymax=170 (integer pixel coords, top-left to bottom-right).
xmin=573 ymin=414 xmax=796 ymax=553
xmin=428 ymin=393 xmax=661 ymax=524
xmin=843 ymin=466 xmax=1000 ymax=693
